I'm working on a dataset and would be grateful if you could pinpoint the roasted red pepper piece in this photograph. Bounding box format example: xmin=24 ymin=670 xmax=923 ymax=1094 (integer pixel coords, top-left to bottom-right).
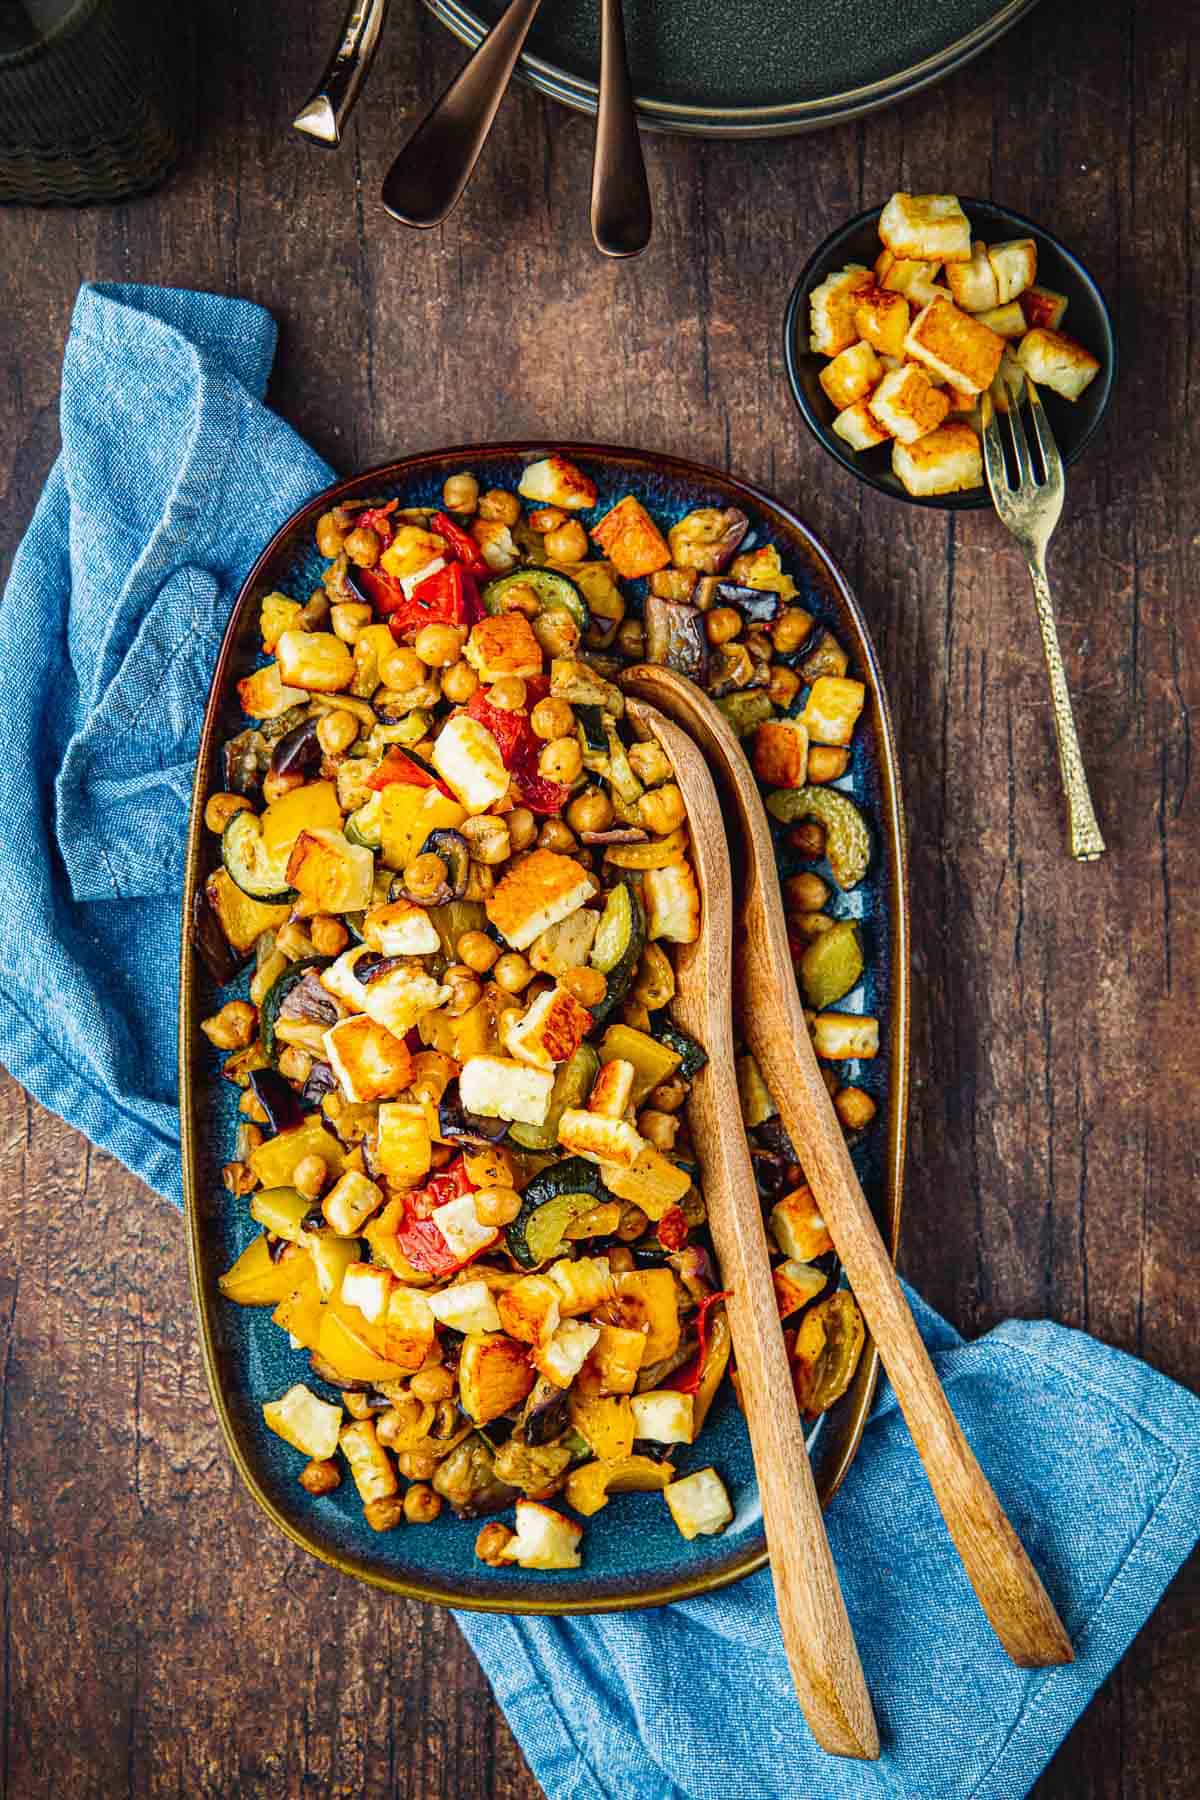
xmin=513 ymin=772 xmax=569 ymax=816
xmin=656 ymin=1207 xmax=690 ymax=1251
xmin=352 ymin=565 xmax=408 ymax=617
xmin=366 ymin=746 xmax=453 ymax=798
xmin=357 ymin=500 xmax=398 ymax=547
xmin=669 ymin=1290 xmax=732 ymax=1395
xmin=385 ymin=562 xmax=482 ymax=640
xmin=431 ymin=511 xmax=489 ymax=576
xmin=394 ymin=1158 xmax=486 ymax=1276
xmin=465 ymin=678 xmax=567 ymax=813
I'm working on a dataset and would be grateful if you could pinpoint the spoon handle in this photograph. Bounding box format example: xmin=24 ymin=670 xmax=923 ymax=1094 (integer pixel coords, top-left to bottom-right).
xmin=590 ymin=0 xmax=652 ymax=257
xmin=629 ymin=703 xmax=879 ymax=1761
xmin=381 ymin=0 xmax=544 ymax=227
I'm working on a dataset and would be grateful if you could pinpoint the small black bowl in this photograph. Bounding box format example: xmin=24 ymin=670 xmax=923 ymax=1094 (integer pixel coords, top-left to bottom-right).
xmin=783 ymin=198 xmax=1117 ymax=510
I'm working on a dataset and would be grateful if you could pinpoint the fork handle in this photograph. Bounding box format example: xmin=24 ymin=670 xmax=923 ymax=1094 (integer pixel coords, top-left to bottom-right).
xmin=1025 ymin=554 xmax=1106 ymax=861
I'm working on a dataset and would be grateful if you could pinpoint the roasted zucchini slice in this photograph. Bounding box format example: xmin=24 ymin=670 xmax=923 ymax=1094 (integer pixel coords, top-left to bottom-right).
xmin=481 ymin=568 xmax=589 ymax=634
xmin=221 ymin=809 xmax=295 ymax=902
xmin=588 ymin=879 xmax=645 ymax=1022
xmin=506 ymin=1156 xmax=609 ymax=1269
xmin=509 ymin=1043 xmax=600 ymax=1152
xmin=765 ymin=786 xmax=871 ymax=889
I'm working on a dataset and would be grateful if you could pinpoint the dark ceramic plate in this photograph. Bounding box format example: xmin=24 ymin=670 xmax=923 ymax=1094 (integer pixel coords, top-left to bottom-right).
xmin=784 ymin=198 xmax=1117 ymax=510
xmin=422 ymin=0 xmax=1038 ymax=137
xmin=180 ymin=444 xmax=910 ymax=1612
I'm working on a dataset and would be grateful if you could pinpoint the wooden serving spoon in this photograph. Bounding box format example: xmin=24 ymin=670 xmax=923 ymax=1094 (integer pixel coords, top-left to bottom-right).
xmin=625 ymin=697 xmax=880 ymax=1761
xmin=623 ymin=668 xmax=1074 ymax=1671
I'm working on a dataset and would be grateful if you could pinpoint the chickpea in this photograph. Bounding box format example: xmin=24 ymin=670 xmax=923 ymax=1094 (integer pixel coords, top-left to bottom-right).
xmin=315 ymin=511 xmax=345 ymax=558
xmin=789 ymin=911 xmax=834 ymax=944
xmin=638 ymin=1109 xmax=680 ymax=1152
xmin=616 ymin=1204 xmax=649 ymax=1243
xmin=377 ymin=1398 xmax=425 ymax=1449
xmin=539 ymin=736 xmax=583 ymax=785
xmin=784 ymin=873 xmax=829 ymax=912
xmin=789 ymin=821 xmax=826 ymax=859
xmin=262 ymin=768 xmax=303 ymax=805
xmin=507 ymin=807 xmax=537 ymax=852
xmin=637 ymin=782 xmax=686 ymax=836
xmin=403 ymin=852 xmax=450 ymax=902
xmin=316 ymin=709 xmax=359 ymax=757
xmin=648 ymin=1076 xmax=689 ymax=1114
xmin=543 ymin=520 xmax=588 ymax=562
xmin=457 ymin=929 xmax=500 ymax=974
xmin=705 ymin=606 xmax=742 ymax=646
xmin=277 ymin=1045 xmax=314 ymax=1085
xmin=461 ymin=814 xmax=511 ymax=865
xmin=201 ymin=1000 xmax=257 ymax=1050
xmin=342 ymin=1391 xmax=373 ymax=1421
xmin=473 ymin=1185 xmax=522 ymax=1227
xmin=561 ymin=966 xmax=607 ymax=1008
xmin=488 ymin=675 xmax=527 ymax=712
xmin=463 ymin=861 xmax=496 ymax=905
xmin=767 ymin=665 xmax=801 ymax=709
xmin=204 ymin=791 xmax=252 ymax=834
xmin=442 ymin=471 xmax=479 ymax=513
xmin=478 ymin=488 xmax=521 ymax=526
xmin=301 ymin=589 xmax=331 ymax=629
xmin=364 ymin=1496 xmax=405 ymax=1533
xmin=221 ymin=1161 xmax=256 ymax=1196
xmin=532 ymin=608 xmax=581 ymax=660
xmin=606 ymin=1245 xmax=636 ymax=1275
xmin=292 ymin=1154 xmax=329 ymax=1201
xmin=475 ymin=1522 xmax=515 ymax=1566
xmin=379 ymin=646 xmax=426 ymax=692
xmin=565 ymin=785 xmax=614 ymax=836
xmin=772 ymin=606 xmax=813 ymax=654
xmin=537 ymin=818 xmax=578 ymax=853
xmin=441 ymin=659 xmax=479 ymax=703
xmin=528 ymin=506 xmax=566 ymax=533
xmin=299 ymin=1458 xmax=342 ymax=1496
xmin=403 ymin=1483 xmax=443 ymax=1524
xmin=443 ymin=964 xmax=483 ymax=1018
xmin=617 ymin=619 xmax=645 ymax=659
xmin=410 ymin=1365 xmax=456 ymax=1404
xmin=494 ymin=953 xmax=533 ymax=994
xmin=807 ymin=746 xmax=851 ymax=784
xmin=414 ymin=622 xmax=466 ymax=668
xmin=343 ymin=525 xmax=381 ymax=568
xmin=498 ymin=581 xmax=540 ymax=618
xmin=396 ymin=1446 xmax=442 ymax=1481
xmin=834 ymin=1085 xmax=877 ymax=1133
xmin=329 ymin=601 xmax=372 ymax=645
xmin=531 ymin=696 xmax=575 ymax=741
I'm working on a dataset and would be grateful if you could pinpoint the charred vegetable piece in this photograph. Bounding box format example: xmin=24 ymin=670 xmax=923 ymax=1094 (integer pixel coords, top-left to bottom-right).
xmin=249 ymin=1067 xmax=306 ymax=1135
xmin=221 ymin=810 xmax=295 ymax=903
xmin=269 ymin=715 xmax=322 ymax=780
xmin=223 ymin=727 xmax=272 ymax=800
xmin=799 ymin=919 xmax=864 ymax=1010
xmin=506 ymin=1157 xmax=608 ymax=1269
xmin=766 ymin=787 xmax=870 ymax=889
xmin=576 ymin=703 xmax=608 ymax=754
xmin=420 ymin=828 xmax=470 ymax=902
xmin=643 ymin=595 xmax=708 ymax=682
xmin=508 ymin=1043 xmax=601 ymax=1152
xmin=301 ymin=1062 xmax=338 ymax=1107
xmin=793 ymin=1290 xmax=865 ymax=1415
xmin=439 ymin=1081 xmax=512 ymax=1147
xmin=666 ymin=506 xmax=749 ymax=575
xmin=653 ymin=1019 xmax=708 ymax=1079
xmin=481 ymin=567 xmax=589 ymax=633
xmin=715 ymin=581 xmax=782 ymax=625
xmin=588 ymin=879 xmax=645 ymax=1023
xmin=432 ymin=1433 xmax=520 ymax=1518
xmin=797 ymin=631 xmax=849 ymax=683
xmin=261 ymin=957 xmax=334 ymax=1061
xmin=522 ymin=1377 xmax=572 ymax=1447
xmin=714 ymin=691 xmax=774 ymax=738
xmin=191 ymin=888 xmax=246 ymax=985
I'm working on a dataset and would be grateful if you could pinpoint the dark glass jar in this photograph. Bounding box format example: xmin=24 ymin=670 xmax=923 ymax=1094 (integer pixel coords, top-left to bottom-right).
xmin=0 ymin=0 xmax=190 ymax=205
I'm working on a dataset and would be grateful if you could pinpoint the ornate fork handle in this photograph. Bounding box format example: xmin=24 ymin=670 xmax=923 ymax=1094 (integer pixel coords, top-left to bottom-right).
xmin=1024 ymin=553 xmax=1106 ymax=861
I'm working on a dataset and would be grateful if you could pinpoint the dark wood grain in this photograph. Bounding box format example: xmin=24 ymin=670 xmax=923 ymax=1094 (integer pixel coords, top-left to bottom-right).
xmin=0 ymin=0 xmax=1196 ymax=1793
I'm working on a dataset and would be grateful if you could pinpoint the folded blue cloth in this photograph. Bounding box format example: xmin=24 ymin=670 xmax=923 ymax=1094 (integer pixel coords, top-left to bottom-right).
xmin=2 ymin=284 xmax=1196 ymax=1800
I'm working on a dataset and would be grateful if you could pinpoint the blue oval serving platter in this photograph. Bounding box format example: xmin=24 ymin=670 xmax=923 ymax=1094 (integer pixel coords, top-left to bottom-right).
xmin=180 ymin=444 xmax=909 ymax=1612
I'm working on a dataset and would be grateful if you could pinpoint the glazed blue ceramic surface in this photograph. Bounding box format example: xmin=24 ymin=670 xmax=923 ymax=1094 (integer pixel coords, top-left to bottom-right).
xmin=184 ymin=446 xmax=908 ymax=1611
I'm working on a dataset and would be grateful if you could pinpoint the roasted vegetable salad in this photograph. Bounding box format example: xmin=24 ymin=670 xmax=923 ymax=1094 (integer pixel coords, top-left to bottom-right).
xmin=200 ymin=454 xmax=878 ymax=1568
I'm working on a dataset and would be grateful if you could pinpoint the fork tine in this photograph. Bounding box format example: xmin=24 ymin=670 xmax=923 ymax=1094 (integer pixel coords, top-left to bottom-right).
xmin=1003 ymin=383 xmax=1035 ymax=487
xmin=979 ymin=390 xmax=1012 ymax=497
xmin=1024 ymin=377 xmax=1063 ymax=488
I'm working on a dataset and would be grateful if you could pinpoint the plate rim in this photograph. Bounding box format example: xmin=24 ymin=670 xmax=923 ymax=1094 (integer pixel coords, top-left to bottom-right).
xmin=179 ymin=441 xmax=911 ymax=1613
xmin=421 ymin=0 xmax=1041 ymax=137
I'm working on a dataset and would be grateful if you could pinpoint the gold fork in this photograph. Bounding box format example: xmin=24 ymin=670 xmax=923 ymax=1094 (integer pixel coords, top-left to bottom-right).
xmin=980 ymin=379 xmax=1106 ymax=861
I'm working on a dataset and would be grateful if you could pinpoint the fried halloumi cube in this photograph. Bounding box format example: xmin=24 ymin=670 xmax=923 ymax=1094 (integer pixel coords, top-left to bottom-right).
xmin=498 ymin=1500 xmax=583 ymax=1569
xmin=427 ymin=1279 xmax=503 ymax=1335
xmin=549 ymin=1256 xmax=615 ymax=1315
xmin=770 ymin=1185 xmax=835 ymax=1261
xmin=361 ymin=898 xmax=442 ymax=957
xmin=853 ymin=286 xmax=911 ymax=359
xmin=498 ymin=1274 xmax=562 ymax=1346
xmin=1015 ymin=328 xmax=1100 ymax=401
xmin=1019 ymin=285 xmax=1069 ymax=332
xmin=377 ymin=1101 xmax=433 ymax=1188
xmin=557 ymin=1107 xmax=645 ymax=1169
xmin=502 ymin=985 xmax=593 ymax=1070
xmin=993 ymin=346 xmax=1027 ymax=412
xmin=973 ymin=301 xmax=1027 ymax=339
xmin=486 ymin=848 xmax=593 ymax=951
xmin=903 ymin=295 xmax=1006 ymax=395
xmin=587 ymin=1057 xmax=635 ymax=1120
xmin=459 ymin=1331 xmax=535 ymax=1423
xmin=236 ymin=661 xmax=309 ymax=720
xmin=987 ymin=238 xmax=1038 ymax=305
xmin=892 ymin=422 xmax=984 ymax=496
xmin=576 ymin=1322 xmax=646 ymax=1395
xmin=320 ymin=942 xmax=372 ymax=1012
xmin=774 ymin=1259 xmax=828 ymax=1320
xmin=323 ymin=1014 xmax=414 ymax=1104
xmin=832 ymin=398 xmax=891 ymax=451
xmin=528 ymin=908 xmax=599 ymax=976
xmin=874 ymin=248 xmax=941 ymax=294
xmin=590 ymin=495 xmax=671 ymax=580
xmin=431 ymin=713 xmax=511 ymax=815
xmin=642 ymin=860 xmax=701 ymax=944
xmin=945 ymin=241 xmax=1000 ymax=313
xmin=360 ymin=963 xmax=451 ymax=1038
xmin=464 ymin=613 xmax=543 ymax=683
xmin=752 ymin=718 xmax=809 ymax=789
xmin=818 ymin=339 xmax=882 ymax=410
xmin=867 ymin=364 xmax=950 ymax=444
xmin=429 ymin=1193 xmax=500 ymax=1264
xmin=517 ymin=454 xmax=598 ymax=511
xmin=663 ymin=1467 xmax=733 ymax=1540
xmin=878 ymin=191 xmax=972 ymax=264
xmin=275 ymin=629 xmax=355 ymax=694
xmin=459 ymin=1054 xmax=556 ymax=1126
xmin=799 ymin=676 xmax=866 ymax=749
xmin=808 ymin=265 xmax=874 ymax=356
xmin=470 ymin=519 xmax=519 ymax=573
xmin=532 ymin=1320 xmax=601 ymax=1390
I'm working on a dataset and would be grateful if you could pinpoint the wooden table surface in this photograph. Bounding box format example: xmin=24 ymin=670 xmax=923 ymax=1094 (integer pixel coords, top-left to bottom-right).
xmin=1 ymin=0 xmax=1196 ymax=1794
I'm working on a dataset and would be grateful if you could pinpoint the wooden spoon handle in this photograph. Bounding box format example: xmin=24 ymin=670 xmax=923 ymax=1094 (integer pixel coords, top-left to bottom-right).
xmin=631 ymin=703 xmax=879 ymax=1759
xmin=743 ymin=890 xmax=1074 ymax=1670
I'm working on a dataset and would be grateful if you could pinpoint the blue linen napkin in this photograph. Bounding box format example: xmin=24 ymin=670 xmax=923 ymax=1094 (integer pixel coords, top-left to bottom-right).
xmin=2 ymin=283 xmax=1196 ymax=1800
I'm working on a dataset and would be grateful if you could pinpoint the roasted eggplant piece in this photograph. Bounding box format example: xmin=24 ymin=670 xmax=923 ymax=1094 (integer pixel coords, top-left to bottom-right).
xmin=643 ymin=595 xmax=708 ymax=683
xmin=222 ymin=727 xmax=271 ymax=800
xmin=580 ymin=827 xmax=648 ymax=847
xmin=348 ymin=951 xmax=406 ymax=985
xmin=706 ymin=642 xmax=755 ymax=697
xmin=248 ymin=1067 xmax=306 ymax=1135
xmin=576 ymin=703 xmax=608 ymax=754
xmin=521 ymin=1377 xmax=571 ymax=1447
xmin=190 ymin=889 xmax=246 ymax=985
xmin=261 ymin=957 xmax=335 ymax=1060
xmin=431 ymin=1432 xmax=520 ymax=1519
xmin=419 ymin=828 xmax=470 ymax=901
xmin=301 ymin=1061 xmax=338 ymax=1107
xmin=269 ymin=715 xmax=322 ymax=780
xmin=666 ymin=506 xmax=749 ymax=574
xmin=438 ymin=1082 xmax=511 ymax=1147
xmin=715 ymin=581 xmax=782 ymax=625
xmin=714 ymin=691 xmax=773 ymax=737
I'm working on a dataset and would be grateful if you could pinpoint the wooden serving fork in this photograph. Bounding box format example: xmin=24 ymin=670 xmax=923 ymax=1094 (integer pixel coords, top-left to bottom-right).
xmin=623 ymin=665 xmax=1074 ymax=1671
xmin=625 ymin=696 xmax=880 ymax=1761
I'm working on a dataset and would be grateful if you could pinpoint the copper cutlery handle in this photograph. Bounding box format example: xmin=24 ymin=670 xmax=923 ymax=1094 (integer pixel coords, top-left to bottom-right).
xmin=293 ymin=0 xmax=390 ymax=147
xmin=1025 ymin=555 xmax=1106 ymax=861
xmin=590 ymin=0 xmax=652 ymax=257
xmin=381 ymin=0 xmax=545 ymax=228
